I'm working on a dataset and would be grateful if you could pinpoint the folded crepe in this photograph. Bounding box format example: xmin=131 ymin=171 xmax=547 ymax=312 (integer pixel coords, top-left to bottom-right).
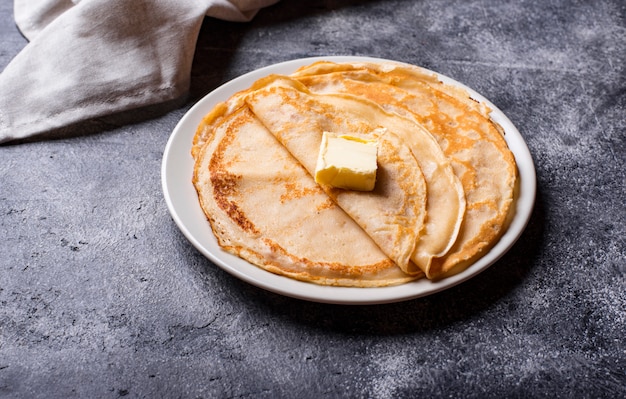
xmin=193 ymin=105 xmax=422 ymax=286
xmin=291 ymin=61 xmax=518 ymax=278
xmin=192 ymin=60 xmax=517 ymax=286
xmin=244 ymin=76 xmax=465 ymax=276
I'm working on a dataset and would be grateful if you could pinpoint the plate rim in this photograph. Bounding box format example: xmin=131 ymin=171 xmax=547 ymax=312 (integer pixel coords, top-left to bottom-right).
xmin=161 ymin=55 xmax=537 ymax=305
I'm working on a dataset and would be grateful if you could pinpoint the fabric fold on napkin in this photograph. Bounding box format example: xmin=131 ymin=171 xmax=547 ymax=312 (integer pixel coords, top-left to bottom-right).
xmin=0 ymin=0 xmax=278 ymax=143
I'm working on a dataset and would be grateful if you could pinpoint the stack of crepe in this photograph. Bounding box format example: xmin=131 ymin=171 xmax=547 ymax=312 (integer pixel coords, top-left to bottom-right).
xmin=192 ymin=60 xmax=518 ymax=287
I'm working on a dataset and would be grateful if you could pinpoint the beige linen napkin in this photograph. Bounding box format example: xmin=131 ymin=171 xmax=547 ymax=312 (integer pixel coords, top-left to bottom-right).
xmin=0 ymin=0 xmax=278 ymax=143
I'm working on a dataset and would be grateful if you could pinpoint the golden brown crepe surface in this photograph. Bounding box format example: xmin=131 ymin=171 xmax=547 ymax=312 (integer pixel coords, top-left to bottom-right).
xmin=244 ymin=77 xmax=464 ymax=275
xmin=291 ymin=61 xmax=517 ymax=278
xmin=192 ymin=60 xmax=518 ymax=285
xmin=193 ymin=105 xmax=420 ymax=287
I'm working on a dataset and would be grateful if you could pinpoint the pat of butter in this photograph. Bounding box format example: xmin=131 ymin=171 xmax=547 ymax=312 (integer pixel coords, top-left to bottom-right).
xmin=314 ymin=132 xmax=378 ymax=191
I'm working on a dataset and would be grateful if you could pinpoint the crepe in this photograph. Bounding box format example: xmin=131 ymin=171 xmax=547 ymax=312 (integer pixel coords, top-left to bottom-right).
xmin=242 ymin=79 xmax=429 ymax=274
xmin=193 ymin=105 xmax=421 ymax=286
xmin=244 ymin=76 xmax=465 ymax=276
xmin=291 ymin=61 xmax=518 ymax=278
xmin=191 ymin=59 xmax=517 ymax=286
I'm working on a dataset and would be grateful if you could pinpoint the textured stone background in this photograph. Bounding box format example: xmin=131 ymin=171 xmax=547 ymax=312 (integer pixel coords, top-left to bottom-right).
xmin=1 ymin=1 xmax=624 ymax=398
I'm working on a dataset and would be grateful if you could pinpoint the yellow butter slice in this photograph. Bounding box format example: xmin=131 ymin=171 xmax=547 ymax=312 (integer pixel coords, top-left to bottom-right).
xmin=314 ymin=132 xmax=378 ymax=191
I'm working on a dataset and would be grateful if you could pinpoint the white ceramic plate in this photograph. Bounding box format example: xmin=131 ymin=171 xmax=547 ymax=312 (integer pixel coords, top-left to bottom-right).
xmin=161 ymin=56 xmax=536 ymax=305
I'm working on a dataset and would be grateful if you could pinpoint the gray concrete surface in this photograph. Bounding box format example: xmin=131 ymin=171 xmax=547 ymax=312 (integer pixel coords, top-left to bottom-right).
xmin=1 ymin=1 xmax=625 ymax=398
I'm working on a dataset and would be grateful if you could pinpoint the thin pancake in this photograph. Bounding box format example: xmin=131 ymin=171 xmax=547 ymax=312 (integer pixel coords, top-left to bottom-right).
xmin=245 ymin=77 xmax=463 ymax=276
xmin=193 ymin=105 xmax=420 ymax=286
xmin=292 ymin=61 xmax=517 ymax=278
